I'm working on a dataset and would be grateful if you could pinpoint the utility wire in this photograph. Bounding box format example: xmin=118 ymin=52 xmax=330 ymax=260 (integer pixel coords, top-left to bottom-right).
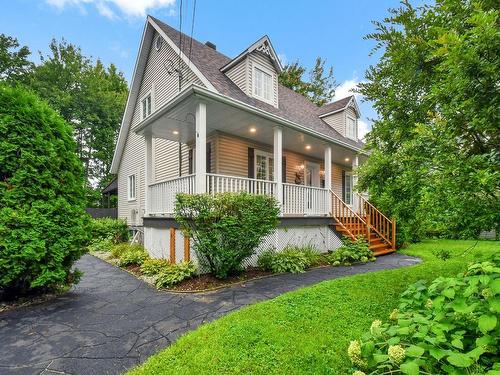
xmin=188 ymin=0 xmax=197 ymax=68
xmin=177 ymin=0 xmax=184 ymax=91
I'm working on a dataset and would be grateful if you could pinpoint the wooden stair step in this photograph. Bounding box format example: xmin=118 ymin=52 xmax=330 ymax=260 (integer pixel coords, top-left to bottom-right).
xmin=372 ymin=248 xmax=396 ymax=256
xmin=369 ymin=242 xmax=390 ymax=250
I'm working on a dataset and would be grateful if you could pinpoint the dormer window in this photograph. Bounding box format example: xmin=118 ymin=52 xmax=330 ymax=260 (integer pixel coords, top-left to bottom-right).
xmin=253 ymin=66 xmax=273 ymax=103
xmin=346 ymin=115 xmax=357 ymax=140
xmin=141 ymin=93 xmax=152 ymax=120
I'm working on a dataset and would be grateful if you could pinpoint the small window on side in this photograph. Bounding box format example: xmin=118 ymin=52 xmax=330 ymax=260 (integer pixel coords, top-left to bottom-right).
xmin=128 ymin=174 xmax=136 ymax=201
xmin=346 ymin=116 xmax=357 ymax=140
xmin=141 ymin=94 xmax=152 ymax=120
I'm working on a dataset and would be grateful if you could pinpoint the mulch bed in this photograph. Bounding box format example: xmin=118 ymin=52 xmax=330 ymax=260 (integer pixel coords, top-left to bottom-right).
xmin=0 ymin=291 xmax=62 ymax=313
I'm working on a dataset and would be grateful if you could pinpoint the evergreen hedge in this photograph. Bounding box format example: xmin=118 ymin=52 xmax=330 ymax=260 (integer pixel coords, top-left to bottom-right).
xmin=0 ymin=84 xmax=89 ymax=297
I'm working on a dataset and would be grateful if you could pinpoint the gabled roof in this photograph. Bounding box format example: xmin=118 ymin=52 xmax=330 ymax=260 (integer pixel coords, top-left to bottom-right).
xmin=151 ymin=17 xmax=365 ymax=148
xmin=318 ymin=95 xmax=361 ymax=118
xmin=111 ymin=17 xmax=365 ymax=173
xmin=220 ymin=35 xmax=283 ymax=73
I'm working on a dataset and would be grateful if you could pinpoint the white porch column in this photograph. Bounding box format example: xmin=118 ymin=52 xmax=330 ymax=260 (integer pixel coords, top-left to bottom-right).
xmin=144 ymin=131 xmax=153 ymax=215
xmin=352 ymin=155 xmax=359 ymax=213
xmin=324 ymin=145 xmax=332 ymax=214
xmin=195 ymin=101 xmax=207 ymax=193
xmin=273 ymin=126 xmax=283 ymax=213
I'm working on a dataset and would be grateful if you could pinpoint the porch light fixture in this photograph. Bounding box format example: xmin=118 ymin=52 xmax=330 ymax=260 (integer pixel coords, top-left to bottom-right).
xmin=173 ymin=130 xmax=179 ymax=135
xmin=345 ymin=157 xmax=350 ymax=162
xmin=249 ymin=127 xmax=257 ymax=133
xmin=305 ymin=145 xmax=311 ymax=150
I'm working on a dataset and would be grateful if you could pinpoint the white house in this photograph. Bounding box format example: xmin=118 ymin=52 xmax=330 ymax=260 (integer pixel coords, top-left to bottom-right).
xmin=110 ymin=16 xmax=396 ymax=264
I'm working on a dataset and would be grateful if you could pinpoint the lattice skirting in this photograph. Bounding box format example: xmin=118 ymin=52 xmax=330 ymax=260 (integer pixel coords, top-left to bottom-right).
xmin=143 ymin=224 xmax=344 ymax=274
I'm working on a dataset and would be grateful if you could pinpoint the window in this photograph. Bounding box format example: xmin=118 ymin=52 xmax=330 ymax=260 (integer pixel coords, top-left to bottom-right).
xmin=141 ymin=93 xmax=152 ymax=120
xmin=346 ymin=116 xmax=357 ymax=140
xmin=255 ymin=151 xmax=274 ymax=181
xmin=253 ymin=66 xmax=273 ymax=102
xmin=128 ymin=174 xmax=136 ymax=201
xmin=344 ymin=173 xmax=353 ymax=205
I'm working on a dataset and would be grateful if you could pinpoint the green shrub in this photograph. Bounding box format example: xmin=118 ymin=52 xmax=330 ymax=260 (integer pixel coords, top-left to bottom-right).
xmin=326 ymin=237 xmax=375 ymax=266
xmin=175 ymin=192 xmax=279 ymax=279
xmin=113 ymin=244 xmax=149 ymax=267
xmin=348 ymin=259 xmax=500 ymax=375
xmin=87 ymin=237 xmax=114 ymax=253
xmin=155 ymin=261 xmax=197 ymax=289
xmin=258 ymin=245 xmax=321 ymax=274
xmin=89 ymin=218 xmax=129 ymax=244
xmin=140 ymin=259 xmax=172 ymax=276
xmin=0 ymin=84 xmax=89 ymax=297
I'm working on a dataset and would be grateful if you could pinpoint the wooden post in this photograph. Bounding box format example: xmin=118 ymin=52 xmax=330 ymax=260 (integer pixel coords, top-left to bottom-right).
xmin=169 ymin=227 xmax=176 ymax=264
xmin=183 ymin=235 xmax=190 ymax=261
xmin=367 ymin=214 xmax=371 ymax=244
xmin=392 ymin=219 xmax=397 ymax=251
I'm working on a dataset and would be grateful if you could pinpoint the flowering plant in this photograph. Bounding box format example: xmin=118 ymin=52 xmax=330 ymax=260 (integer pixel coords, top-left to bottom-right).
xmin=348 ymin=260 xmax=500 ymax=374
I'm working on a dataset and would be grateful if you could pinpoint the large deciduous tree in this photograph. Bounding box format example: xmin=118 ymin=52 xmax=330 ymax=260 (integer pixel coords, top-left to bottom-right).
xmin=279 ymin=57 xmax=337 ymax=106
xmin=358 ymin=0 xmax=499 ymax=242
xmin=0 ymin=34 xmax=33 ymax=84
xmin=29 ymin=39 xmax=128 ymax=192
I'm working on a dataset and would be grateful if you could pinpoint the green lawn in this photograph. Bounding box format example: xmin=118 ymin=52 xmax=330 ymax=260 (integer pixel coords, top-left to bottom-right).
xmin=128 ymin=240 xmax=498 ymax=375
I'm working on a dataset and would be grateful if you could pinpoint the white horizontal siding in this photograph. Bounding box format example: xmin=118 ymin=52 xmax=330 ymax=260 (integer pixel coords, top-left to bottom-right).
xmin=323 ymin=111 xmax=344 ymax=137
xmin=225 ymin=57 xmax=247 ymax=94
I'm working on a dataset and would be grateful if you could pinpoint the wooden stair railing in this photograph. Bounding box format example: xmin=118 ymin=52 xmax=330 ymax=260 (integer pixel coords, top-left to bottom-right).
xmin=330 ymin=189 xmax=367 ymax=241
xmin=356 ymin=193 xmax=397 ymax=252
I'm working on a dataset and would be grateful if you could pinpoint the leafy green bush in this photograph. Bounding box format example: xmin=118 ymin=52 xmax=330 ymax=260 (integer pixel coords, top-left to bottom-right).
xmin=326 ymin=237 xmax=375 ymax=266
xmin=89 ymin=218 xmax=129 ymax=244
xmin=140 ymin=259 xmax=172 ymax=276
xmin=112 ymin=244 xmax=149 ymax=267
xmin=87 ymin=237 xmax=114 ymax=253
xmin=175 ymin=192 xmax=279 ymax=279
xmin=348 ymin=259 xmax=500 ymax=375
xmin=155 ymin=261 xmax=197 ymax=289
xmin=0 ymin=84 xmax=89 ymax=297
xmin=258 ymin=245 xmax=321 ymax=274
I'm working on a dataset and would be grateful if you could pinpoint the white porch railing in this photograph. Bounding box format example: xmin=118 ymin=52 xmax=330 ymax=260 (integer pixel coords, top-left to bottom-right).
xmin=206 ymin=173 xmax=276 ymax=195
xmin=147 ymin=174 xmax=195 ymax=215
xmin=282 ymin=183 xmax=329 ymax=216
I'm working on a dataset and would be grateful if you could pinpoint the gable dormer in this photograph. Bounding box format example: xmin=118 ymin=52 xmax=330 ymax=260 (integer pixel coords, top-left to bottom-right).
xmin=221 ymin=36 xmax=282 ymax=108
xmin=319 ymin=96 xmax=361 ymax=141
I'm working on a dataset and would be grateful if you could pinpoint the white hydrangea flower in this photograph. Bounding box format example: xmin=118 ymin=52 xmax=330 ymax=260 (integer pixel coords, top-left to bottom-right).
xmin=388 ymin=345 xmax=406 ymax=364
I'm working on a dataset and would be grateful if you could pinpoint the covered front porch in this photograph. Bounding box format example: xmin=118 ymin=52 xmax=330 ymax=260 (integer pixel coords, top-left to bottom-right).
xmin=136 ymin=85 xmax=365 ymax=218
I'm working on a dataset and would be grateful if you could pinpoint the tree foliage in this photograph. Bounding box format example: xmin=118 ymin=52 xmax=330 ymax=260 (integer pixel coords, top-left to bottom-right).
xmin=175 ymin=193 xmax=280 ymax=279
xmin=0 ymin=84 xmax=89 ymax=297
xmin=279 ymin=57 xmax=337 ymax=106
xmin=0 ymin=34 xmax=32 ymax=84
xmin=28 ymin=39 xmax=128 ymax=190
xmin=358 ymin=0 xmax=500 ymax=242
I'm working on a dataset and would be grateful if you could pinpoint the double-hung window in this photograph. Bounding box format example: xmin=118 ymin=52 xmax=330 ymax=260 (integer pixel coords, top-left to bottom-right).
xmin=255 ymin=150 xmax=274 ymax=181
xmin=141 ymin=93 xmax=152 ymax=120
xmin=346 ymin=116 xmax=357 ymax=140
xmin=253 ymin=66 xmax=273 ymax=103
xmin=128 ymin=174 xmax=136 ymax=201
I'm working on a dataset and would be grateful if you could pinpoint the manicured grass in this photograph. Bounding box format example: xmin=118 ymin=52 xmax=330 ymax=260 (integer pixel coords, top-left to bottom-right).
xmin=128 ymin=240 xmax=498 ymax=375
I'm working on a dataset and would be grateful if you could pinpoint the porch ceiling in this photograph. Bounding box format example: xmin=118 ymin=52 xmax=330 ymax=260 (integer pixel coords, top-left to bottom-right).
xmin=136 ymin=92 xmax=365 ymax=168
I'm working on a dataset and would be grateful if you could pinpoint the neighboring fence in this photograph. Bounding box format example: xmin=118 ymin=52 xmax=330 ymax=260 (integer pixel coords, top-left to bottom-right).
xmin=86 ymin=208 xmax=117 ymax=219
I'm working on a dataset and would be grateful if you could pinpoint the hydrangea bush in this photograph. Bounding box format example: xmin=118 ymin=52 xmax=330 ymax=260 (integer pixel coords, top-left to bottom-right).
xmin=348 ymin=260 xmax=500 ymax=374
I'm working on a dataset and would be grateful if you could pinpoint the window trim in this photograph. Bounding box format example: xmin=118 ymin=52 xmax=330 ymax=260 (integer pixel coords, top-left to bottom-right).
xmin=140 ymin=89 xmax=154 ymax=120
xmin=344 ymin=171 xmax=353 ymax=206
xmin=254 ymin=149 xmax=274 ymax=181
xmin=346 ymin=115 xmax=357 ymax=140
xmin=127 ymin=174 xmax=137 ymax=201
xmin=252 ymin=64 xmax=274 ymax=105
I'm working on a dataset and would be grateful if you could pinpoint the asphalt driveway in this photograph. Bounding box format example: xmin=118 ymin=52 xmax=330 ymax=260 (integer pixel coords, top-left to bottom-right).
xmin=0 ymin=253 xmax=420 ymax=375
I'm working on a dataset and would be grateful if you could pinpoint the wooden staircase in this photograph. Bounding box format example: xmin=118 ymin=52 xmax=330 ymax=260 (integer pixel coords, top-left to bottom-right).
xmin=330 ymin=190 xmax=396 ymax=256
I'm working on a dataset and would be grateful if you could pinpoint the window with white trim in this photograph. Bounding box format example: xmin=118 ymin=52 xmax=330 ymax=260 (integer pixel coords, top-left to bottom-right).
xmin=141 ymin=93 xmax=152 ymax=120
xmin=345 ymin=172 xmax=353 ymax=205
xmin=128 ymin=174 xmax=136 ymax=201
xmin=255 ymin=150 xmax=274 ymax=181
xmin=253 ymin=66 xmax=273 ymax=103
xmin=346 ymin=116 xmax=357 ymax=140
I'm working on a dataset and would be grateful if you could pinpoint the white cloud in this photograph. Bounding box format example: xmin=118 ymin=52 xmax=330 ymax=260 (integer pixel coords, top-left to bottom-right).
xmin=358 ymin=119 xmax=369 ymax=140
xmin=46 ymin=0 xmax=176 ymax=19
xmin=334 ymin=77 xmax=362 ymax=101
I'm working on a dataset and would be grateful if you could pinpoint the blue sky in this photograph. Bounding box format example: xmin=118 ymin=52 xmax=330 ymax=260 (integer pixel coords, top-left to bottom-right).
xmin=1 ymin=0 xmax=409 ymax=137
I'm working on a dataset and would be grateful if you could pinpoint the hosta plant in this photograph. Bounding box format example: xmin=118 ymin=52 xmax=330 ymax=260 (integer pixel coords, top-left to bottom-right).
xmin=348 ymin=259 xmax=500 ymax=375
xmin=155 ymin=261 xmax=196 ymax=289
xmin=327 ymin=237 xmax=375 ymax=266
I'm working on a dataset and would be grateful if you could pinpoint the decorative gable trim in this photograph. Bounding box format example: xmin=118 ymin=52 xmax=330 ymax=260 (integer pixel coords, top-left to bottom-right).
xmin=220 ymin=35 xmax=283 ymax=74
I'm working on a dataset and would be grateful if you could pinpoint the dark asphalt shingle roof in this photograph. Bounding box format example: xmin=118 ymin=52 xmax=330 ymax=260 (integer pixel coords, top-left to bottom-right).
xmin=151 ymin=16 xmax=364 ymax=149
xmin=318 ymin=95 xmax=354 ymax=116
